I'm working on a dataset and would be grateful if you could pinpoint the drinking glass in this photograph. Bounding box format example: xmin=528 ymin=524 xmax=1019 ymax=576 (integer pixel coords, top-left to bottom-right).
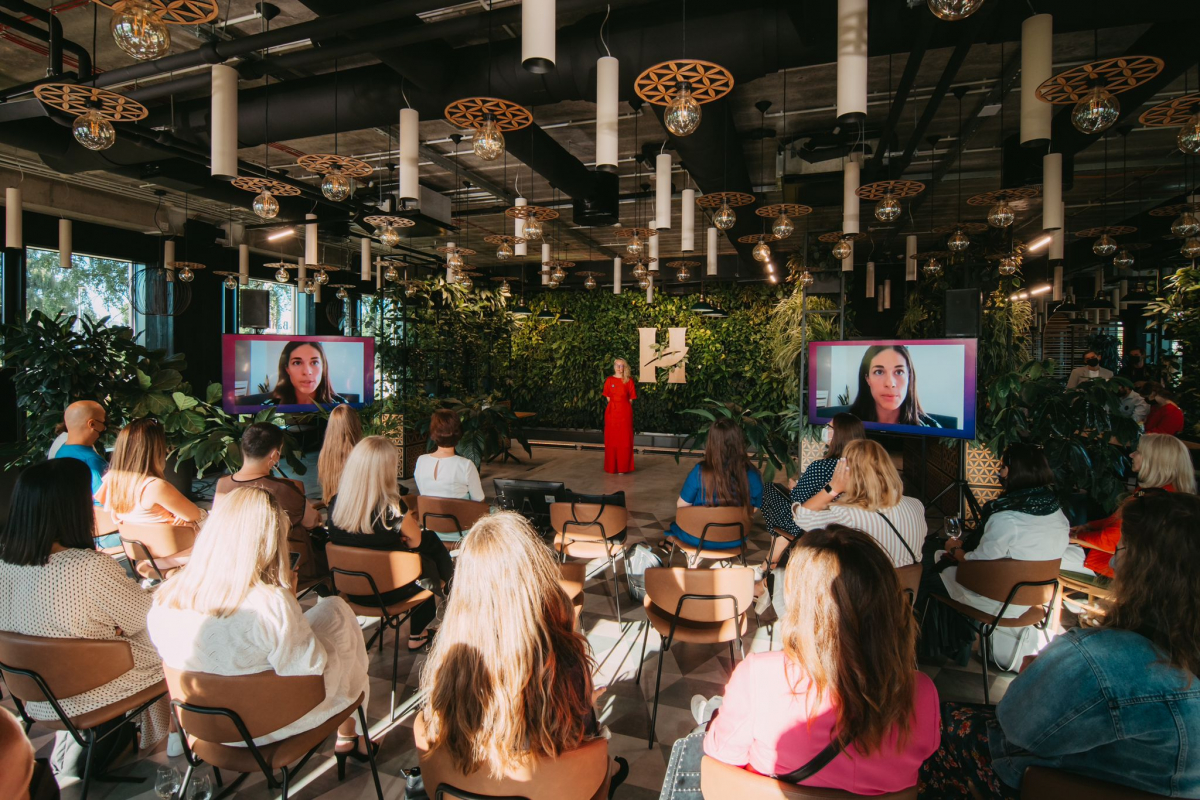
xmin=945 ymin=517 xmax=962 ymax=540
xmin=186 ymin=774 xmax=213 ymax=800
xmin=155 ymin=765 xmax=180 ymax=800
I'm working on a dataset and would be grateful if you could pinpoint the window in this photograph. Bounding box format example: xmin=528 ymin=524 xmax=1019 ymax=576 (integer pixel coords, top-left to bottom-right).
xmin=25 ymin=247 xmax=134 ymax=328
xmin=237 ymin=279 xmax=296 ymax=334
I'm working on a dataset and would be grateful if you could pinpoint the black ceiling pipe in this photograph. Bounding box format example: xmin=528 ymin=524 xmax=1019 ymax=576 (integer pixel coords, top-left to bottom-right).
xmin=0 ymin=0 xmax=91 ymax=82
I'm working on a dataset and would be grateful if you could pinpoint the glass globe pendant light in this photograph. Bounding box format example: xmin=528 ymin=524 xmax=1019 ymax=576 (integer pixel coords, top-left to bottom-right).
xmin=799 ymin=270 xmax=814 ymax=288
xmin=947 ymin=228 xmax=970 ymax=252
xmin=496 ymin=240 xmax=514 ymax=260
xmin=500 ymin=279 xmax=512 ymax=297
xmin=714 ymin=202 xmax=736 ymax=231
xmin=998 ymin=256 xmax=1019 ymax=276
xmin=321 ymin=168 xmax=352 ymax=202
xmin=177 ymin=265 xmax=195 ymax=282
xmin=335 ymin=287 xmax=349 ymax=300
xmin=875 ymin=192 xmax=902 ymax=222
xmin=923 ymin=257 xmax=943 ymax=277
xmin=460 ymin=275 xmax=474 ymax=291
xmin=1171 ymin=212 xmax=1200 ymax=238
xmin=447 ymin=249 xmax=464 ymax=270
xmin=474 ymin=114 xmax=505 ymax=161
xmin=404 ymin=283 xmax=418 ymax=297
xmin=379 ymin=225 xmax=401 ymax=248
xmin=1093 ymin=233 xmax=1117 ymax=257
xmin=253 ymin=189 xmax=279 ymax=220
xmin=1113 ymin=248 xmax=1135 ymax=269
xmin=677 ymin=266 xmax=691 ymax=281
xmin=303 ymin=280 xmax=316 ymax=295
xmin=72 ymin=108 xmax=115 ymax=151
xmin=752 ymin=237 xmax=771 ymax=262
xmin=384 ymin=264 xmax=399 ymax=282
xmin=1072 ymin=84 xmax=1119 ymax=135
xmin=632 ymin=261 xmax=648 ymax=279
xmin=831 ymin=237 xmax=852 ymax=261
xmin=551 ymin=265 xmax=567 ymax=282
xmin=223 ymin=274 xmax=237 ymax=290
xmin=111 ymin=0 xmax=171 ymax=61
xmin=1183 ymin=237 xmax=1200 ymax=259
xmin=988 ymin=201 xmax=1014 ymax=228
xmin=771 ymin=213 xmax=794 ymax=239
xmin=274 ymin=265 xmax=290 ymax=283
xmin=665 ymin=81 xmax=702 ymax=137
xmin=522 ymin=216 xmax=543 ymax=241
xmin=314 ymin=269 xmax=330 ymax=286
xmin=1179 ymin=113 xmax=1200 ymax=154
xmin=584 ymin=275 xmax=597 ymax=290
xmin=626 ymin=235 xmax=643 ymax=256
xmin=927 ymin=0 xmax=986 ymax=21
xmin=637 ymin=276 xmax=651 ymax=290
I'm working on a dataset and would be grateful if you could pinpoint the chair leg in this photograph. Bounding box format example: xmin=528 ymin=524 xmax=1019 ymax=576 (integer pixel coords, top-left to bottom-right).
xmin=213 ymin=766 xmax=223 ymax=787
xmin=728 ymin=641 xmax=735 ymax=664
xmin=648 ymin=636 xmax=669 ymax=749
xmin=358 ymin=706 xmax=385 ymax=800
xmin=980 ymin=631 xmax=992 ymax=706
xmin=280 ymin=765 xmax=290 ymax=800
xmin=391 ymin=616 xmax=400 ymax=722
xmin=80 ymin=728 xmax=95 ymax=800
xmin=180 ymin=764 xmax=195 ymax=797
xmin=609 ymin=553 xmax=622 ymax=623
xmin=634 ymin=621 xmax=651 ymax=684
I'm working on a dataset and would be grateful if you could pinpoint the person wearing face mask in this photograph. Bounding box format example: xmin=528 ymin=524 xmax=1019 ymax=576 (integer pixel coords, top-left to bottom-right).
xmin=1119 ymin=347 xmax=1151 ymax=383
xmin=1065 ymin=351 xmax=1113 ymax=389
xmin=1143 ymin=383 xmax=1185 ymax=436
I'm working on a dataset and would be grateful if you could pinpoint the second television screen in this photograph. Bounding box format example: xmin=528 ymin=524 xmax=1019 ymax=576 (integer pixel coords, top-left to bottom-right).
xmin=808 ymin=339 xmax=977 ymax=440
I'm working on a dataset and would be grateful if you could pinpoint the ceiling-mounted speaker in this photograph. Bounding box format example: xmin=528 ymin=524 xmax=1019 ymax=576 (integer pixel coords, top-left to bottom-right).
xmin=945 ymin=289 xmax=982 ymax=338
xmin=573 ymin=170 xmax=619 ymax=226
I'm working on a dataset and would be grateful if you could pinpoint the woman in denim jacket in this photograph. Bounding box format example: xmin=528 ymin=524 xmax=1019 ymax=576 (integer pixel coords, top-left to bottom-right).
xmin=919 ymin=491 xmax=1200 ymax=798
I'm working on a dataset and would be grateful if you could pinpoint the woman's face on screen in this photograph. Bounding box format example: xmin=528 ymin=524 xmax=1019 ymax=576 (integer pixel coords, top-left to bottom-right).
xmin=866 ymin=349 xmax=909 ymax=413
xmin=286 ymin=344 xmax=323 ymax=400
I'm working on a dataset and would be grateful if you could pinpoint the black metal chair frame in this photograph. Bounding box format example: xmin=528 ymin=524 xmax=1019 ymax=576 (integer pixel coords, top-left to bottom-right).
xmin=435 ymin=785 xmax=528 ymax=800
xmin=634 ymin=592 xmax=745 ymax=748
xmin=554 ymin=502 xmax=628 ymax=623
xmin=668 ymin=519 xmax=749 ymax=568
xmin=0 ymin=658 xmax=164 ymax=800
xmin=119 ymin=535 xmax=169 ymax=582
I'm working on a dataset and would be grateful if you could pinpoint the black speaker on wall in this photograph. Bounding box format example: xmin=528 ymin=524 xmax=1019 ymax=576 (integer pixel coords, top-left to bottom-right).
xmin=240 ymin=289 xmax=270 ymax=330
xmin=944 ymin=289 xmax=982 ymax=338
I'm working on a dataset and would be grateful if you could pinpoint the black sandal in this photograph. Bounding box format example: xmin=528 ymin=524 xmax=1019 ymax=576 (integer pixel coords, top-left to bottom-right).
xmin=408 ymin=628 xmax=435 ymax=652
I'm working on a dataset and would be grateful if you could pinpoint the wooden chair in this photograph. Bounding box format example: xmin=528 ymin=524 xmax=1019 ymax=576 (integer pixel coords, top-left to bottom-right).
xmin=636 ymin=566 xmax=754 ymax=747
xmin=420 ymin=497 xmax=491 ymax=545
xmin=1053 ymin=571 xmax=1114 ymax=631
xmin=895 ymin=563 xmax=924 ymax=608
xmin=558 ymin=562 xmax=587 ymax=630
xmin=164 ymin=667 xmax=383 ymax=800
xmin=550 ymin=501 xmax=629 ymax=622
xmin=0 ymin=632 xmax=167 ymax=800
xmin=702 ymin=755 xmax=919 ymax=799
xmin=933 ymin=558 xmax=1061 ymax=704
xmin=325 ymin=544 xmax=433 ymax=720
xmin=413 ymin=713 xmax=610 ymax=800
xmin=1021 ymin=766 xmax=1168 ymax=799
xmin=116 ymin=521 xmax=195 ymax=582
xmin=666 ymin=506 xmax=751 ymax=567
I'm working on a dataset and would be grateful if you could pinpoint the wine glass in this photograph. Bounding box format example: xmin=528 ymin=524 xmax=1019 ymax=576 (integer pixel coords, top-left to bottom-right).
xmin=945 ymin=517 xmax=962 ymax=540
xmin=155 ymin=765 xmax=180 ymax=800
xmin=186 ymin=774 xmax=213 ymax=800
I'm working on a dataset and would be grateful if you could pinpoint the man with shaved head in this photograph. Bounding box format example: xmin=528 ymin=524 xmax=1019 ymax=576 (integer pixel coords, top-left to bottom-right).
xmin=51 ymin=401 xmax=120 ymax=546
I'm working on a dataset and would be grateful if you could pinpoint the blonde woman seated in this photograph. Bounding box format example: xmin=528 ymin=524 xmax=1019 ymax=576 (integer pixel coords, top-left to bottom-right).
xmin=95 ymin=418 xmax=204 ymax=529
xmin=148 ymin=488 xmax=374 ymax=765
xmin=325 ymin=436 xmax=454 ymax=651
xmin=318 ymin=404 xmax=363 ymax=506
xmin=417 ymin=512 xmax=624 ymax=790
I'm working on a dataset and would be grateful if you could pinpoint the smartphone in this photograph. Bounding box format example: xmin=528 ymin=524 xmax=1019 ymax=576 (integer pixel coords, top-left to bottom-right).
xmin=289 ymin=551 xmax=301 ymax=570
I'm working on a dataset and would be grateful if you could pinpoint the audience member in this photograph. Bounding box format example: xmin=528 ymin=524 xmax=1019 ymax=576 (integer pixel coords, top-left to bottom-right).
xmin=919 ymin=444 xmax=1068 ymax=664
xmin=1143 ymin=383 xmax=1185 ymax=435
xmin=0 ymin=707 xmax=35 ymax=800
xmin=413 ymin=409 xmax=484 ymax=502
xmin=325 ymin=436 xmax=452 ymax=651
xmin=149 ymin=487 xmax=373 ymax=766
xmin=95 ymin=418 xmax=204 ymax=529
xmin=51 ymin=401 xmax=119 ymax=548
xmin=0 ymin=460 xmax=171 ymax=771
xmin=677 ymin=526 xmax=938 ymax=795
xmin=1060 ymin=432 xmax=1195 ymax=579
xmin=1115 ymin=382 xmax=1151 ymax=425
xmin=417 ymin=512 xmax=602 ymax=779
xmin=1119 ymin=347 xmax=1150 ymax=383
xmin=1065 ymin=351 xmax=1113 ymax=389
xmin=318 ymin=404 xmax=362 ymax=505
xmin=666 ymin=417 xmax=764 ymax=550
xmin=919 ymin=492 xmax=1200 ymax=798
xmin=760 ymin=413 xmax=865 ymax=541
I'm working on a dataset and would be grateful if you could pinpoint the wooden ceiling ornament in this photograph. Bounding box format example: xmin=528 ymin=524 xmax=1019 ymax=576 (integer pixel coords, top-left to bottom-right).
xmin=1035 ymin=56 xmax=1165 ymax=104
xmin=92 ymin=0 xmax=219 ymax=25
xmin=1075 ymin=225 xmax=1138 ymax=238
xmin=695 ymin=191 xmax=755 ymax=209
xmin=855 ymin=180 xmax=925 ymax=201
xmin=231 ymin=176 xmax=302 ymax=196
xmin=634 ymin=60 xmax=735 ymax=107
xmin=736 ymin=233 xmax=780 ymax=244
xmin=363 ymin=215 xmax=416 ymax=229
xmin=755 ymin=203 xmax=814 ymax=218
xmin=966 ymin=188 xmax=1041 ymax=206
xmin=931 ymin=222 xmax=990 ymax=234
xmin=1147 ymin=203 xmax=1198 ymax=217
xmin=1139 ymin=93 xmax=1200 ymax=127
xmin=33 ymin=83 xmax=148 ymax=122
xmin=444 ymin=97 xmax=533 ymax=131
xmin=817 ymin=231 xmax=869 ymax=243
xmin=297 ymin=154 xmax=374 ymax=178
xmin=504 ymin=205 xmax=560 ymax=221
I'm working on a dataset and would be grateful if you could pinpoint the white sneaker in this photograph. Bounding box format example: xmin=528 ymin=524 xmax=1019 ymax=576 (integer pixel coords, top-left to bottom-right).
xmin=755 ymin=587 xmax=772 ymax=615
xmin=690 ymin=695 xmax=710 ymax=726
xmin=167 ymin=731 xmax=184 ymax=757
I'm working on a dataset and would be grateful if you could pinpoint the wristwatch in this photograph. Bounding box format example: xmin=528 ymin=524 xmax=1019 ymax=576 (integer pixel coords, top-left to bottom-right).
xmin=823 ymin=483 xmax=836 ymax=495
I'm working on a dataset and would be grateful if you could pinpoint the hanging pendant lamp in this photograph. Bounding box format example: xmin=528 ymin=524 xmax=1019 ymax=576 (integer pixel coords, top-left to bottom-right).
xmin=1036 ymin=47 xmax=1163 ymax=136
xmin=92 ymin=0 xmax=218 ymax=61
xmin=35 ymin=84 xmax=148 ymax=153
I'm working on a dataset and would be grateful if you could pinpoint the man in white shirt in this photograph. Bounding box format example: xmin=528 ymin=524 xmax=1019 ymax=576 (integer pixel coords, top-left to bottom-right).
xmin=1066 ymin=351 xmax=1114 ymax=388
xmin=1117 ymin=383 xmax=1151 ymax=424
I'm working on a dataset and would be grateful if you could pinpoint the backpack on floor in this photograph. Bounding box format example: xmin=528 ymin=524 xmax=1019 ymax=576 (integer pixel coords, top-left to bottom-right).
xmin=626 ymin=543 xmax=666 ymax=603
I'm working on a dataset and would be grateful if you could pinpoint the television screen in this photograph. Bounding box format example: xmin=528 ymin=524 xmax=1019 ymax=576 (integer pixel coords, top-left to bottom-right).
xmin=221 ymin=334 xmax=375 ymax=413
xmin=807 ymin=338 xmax=978 ymax=439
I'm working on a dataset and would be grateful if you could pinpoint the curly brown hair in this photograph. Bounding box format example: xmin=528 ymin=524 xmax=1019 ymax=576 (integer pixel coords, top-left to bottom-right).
xmin=1106 ymin=491 xmax=1200 ymax=676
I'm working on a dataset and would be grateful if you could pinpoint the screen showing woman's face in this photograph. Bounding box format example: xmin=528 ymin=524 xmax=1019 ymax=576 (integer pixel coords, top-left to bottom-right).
xmin=286 ymin=344 xmax=323 ymax=401
xmin=867 ymin=349 xmax=909 ymax=413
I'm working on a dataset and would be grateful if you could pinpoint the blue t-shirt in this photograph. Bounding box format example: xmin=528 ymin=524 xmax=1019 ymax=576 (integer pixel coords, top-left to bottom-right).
xmin=668 ymin=463 xmax=763 ymax=549
xmin=54 ymin=444 xmax=108 ymax=500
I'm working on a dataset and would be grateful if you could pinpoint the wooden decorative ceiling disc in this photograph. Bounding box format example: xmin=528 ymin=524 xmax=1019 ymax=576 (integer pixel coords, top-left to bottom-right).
xmin=966 ymin=188 xmax=1042 ymax=206
xmin=262 ymin=262 xmax=293 ymax=271
xmin=614 ymin=227 xmax=659 ymax=239
xmin=211 ymin=270 xmax=237 ymax=278
xmin=309 ymin=264 xmax=341 ymax=273
xmin=666 ymin=260 xmax=701 ymax=269
xmin=1075 ymin=225 xmax=1138 ymax=238
xmin=483 ymin=234 xmax=526 ymax=246
xmin=363 ymin=215 xmax=416 ymax=229
xmin=855 ymin=180 xmax=925 ymax=201
xmin=909 ymin=251 xmax=952 ymax=261
xmin=931 ymin=221 xmax=990 ymax=234
xmin=33 ymin=83 xmax=148 ymax=122
xmin=296 ymin=154 xmax=373 ymax=179
xmin=1123 ymin=242 xmax=1153 ymax=251
xmin=695 ymin=191 xmax=755 ymax=209
xmin=444 ymin=97 xmax=533 ymax=132
xmin=575 ymin=271 xmax=603 ymax=278
xmin=1035 ymin=56 xmax=1165 ymax=104
xmin=92 ymin=0 xmax=219 ymax=25
xmin=1139 ymin=93 xmax=1200 ymax=127
xmin=504 ymin=205 xmax=560 ymax=221
xmin=166 ymin=261 xmax=206 ymax=271
xmin=756 ymin=203 xmax=813 ymax=218
xmin=327 ymin=283 xmax=356 ymax=289
xmin=1147 ymin=203 xmax=1197 ymax=217
xmin=737 ymin=233 xmax=780 ymax=244
xmin=634 ymin=59 xmax=735 ymax=107
xmin=230 ymin=176 xmax=302 ymax=196
xmin=816 ymin=231 xmax=868 ymax=243
xmin=542 ymin=259 xmax=576 ymax=269
xmin=435 ymin=245 xmax=476 ymax=256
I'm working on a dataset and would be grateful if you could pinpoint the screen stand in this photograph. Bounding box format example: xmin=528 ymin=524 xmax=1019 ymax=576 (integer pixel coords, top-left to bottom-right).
xmin=924 ymin=442 xmax=983 ymax=532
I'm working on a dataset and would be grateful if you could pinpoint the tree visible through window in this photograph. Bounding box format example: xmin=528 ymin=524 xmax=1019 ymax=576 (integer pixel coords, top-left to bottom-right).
xmin=237 ymin=279 xmax=295 ymax=334
xmin=25 ymin=247 xmax=134 ymax=328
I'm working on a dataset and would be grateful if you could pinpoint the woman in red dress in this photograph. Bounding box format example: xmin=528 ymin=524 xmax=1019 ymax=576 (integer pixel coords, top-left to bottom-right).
xmin=603 ymin=358 xmax=637 ymax=474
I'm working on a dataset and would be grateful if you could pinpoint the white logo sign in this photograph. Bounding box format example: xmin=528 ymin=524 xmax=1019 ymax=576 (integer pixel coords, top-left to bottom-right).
xmin=638 ymin=327 xmax=688 ymax=383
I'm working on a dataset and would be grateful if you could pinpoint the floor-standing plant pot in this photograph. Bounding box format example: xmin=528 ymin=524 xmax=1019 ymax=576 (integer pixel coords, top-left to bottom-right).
xmin=165 ymin=453 xmax=198 ymax=500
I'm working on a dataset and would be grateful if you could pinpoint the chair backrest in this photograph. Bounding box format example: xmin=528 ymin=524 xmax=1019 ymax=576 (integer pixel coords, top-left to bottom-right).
xmin=895 ymin=563 xmax=923 ymax=606
xmin=701 ymin=755 xmax=918 ymax=799
xmin=956 ymin=559 xmax=1062 ymax=606
xmin=414 ymin=714 xmax=610 ymax=800
xmin=644 ymin=567 xmax=754 ymax=623
xmin=421 ymin=497 xmax=490 ymax=534
xmin=1021 ymin=766 xmax=1168 ymax=800
xmin=549 ymin=502 xmax=628 ymax=542
xmin=0 ymin=632 xmax=133 ymax=706
xmin=325 ymin=544 xmax=423 ymax=598
xmin=674 ymin=505 xmax=750 ymax=547
xmin=557 ymin=562 xmax=586 ymax=605
xmin=117 ymin=522 xmax=195 ymax=558
xmin=163 ymin=666 xmax=325 ymax=744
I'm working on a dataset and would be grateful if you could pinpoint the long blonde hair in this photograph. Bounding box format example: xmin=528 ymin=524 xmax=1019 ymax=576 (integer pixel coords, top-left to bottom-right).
xmin=318 ymin=405 xmax=362 ymax=503
xmin=834 ymin=440 xmax=903 ymax=511
xmin=419 ymin=512 xmax=594 ymax=778
xmin=107 ymin=418 xmax=167 ymax=515
xmin=154 ymin=487 xmax=291 ymax=617
xmin=1135 ymin=433 xmax=1197 ymax=494
xmin=613 ymin=357 xmax=631 ymax=384
xmin=329 ymin=436 xmax=402 ymax=535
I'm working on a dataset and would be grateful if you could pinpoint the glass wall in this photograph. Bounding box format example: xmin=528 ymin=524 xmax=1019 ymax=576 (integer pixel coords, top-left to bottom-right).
xmin=25 ymin=247 xmax=134 ymax=327
xmin=237 ymin=279 xmax=296 ymax=334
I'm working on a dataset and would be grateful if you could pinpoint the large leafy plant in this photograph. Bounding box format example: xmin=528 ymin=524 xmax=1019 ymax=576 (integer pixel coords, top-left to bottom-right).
xmin=675 ymin=399 xmax=796 ymax=483
xmin=169 ymin=383 xmax=305 ymax=478
xmin=403 ymin=394 xmax=532 ymax=469
xmin=1146 ymin=267 xmax=1199 ymax=435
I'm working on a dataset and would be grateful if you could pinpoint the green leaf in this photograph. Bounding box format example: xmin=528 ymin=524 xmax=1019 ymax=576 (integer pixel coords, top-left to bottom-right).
xmin=172 ymin=392 xmax=199 ymax=411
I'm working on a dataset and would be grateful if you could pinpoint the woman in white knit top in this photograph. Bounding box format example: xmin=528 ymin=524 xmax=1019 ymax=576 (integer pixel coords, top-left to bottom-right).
xmin=414 ymin=409 xmax=484 ymax=502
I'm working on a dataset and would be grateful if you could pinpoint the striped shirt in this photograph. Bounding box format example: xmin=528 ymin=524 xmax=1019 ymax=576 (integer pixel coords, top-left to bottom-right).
xmin=792 ymin=496 xmax=927 ymax=566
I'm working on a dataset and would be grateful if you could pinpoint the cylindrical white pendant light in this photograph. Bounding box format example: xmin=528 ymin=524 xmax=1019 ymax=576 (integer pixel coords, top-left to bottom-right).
xmin=298 ymin=255 xmax=307 ymax=285
xmin=542 ymin=243 xmax=551 ymax=285
xmin=655 ymin=153 xmax=671 ymax=229
xmin=1050 ymin=204 xmax=1065 ymax=260
xmin=646 ymin=272 xmax=653 ymax=304
xmin=843 ymin=155 xmax=861 ymax=234
xmin=314 ymin=280 xmax=322 ymax=303
xmin=1043 ymin=153 xmax=1062 ymax=230
xmin=239 ymin=244 xmax=250 ymax=286
xmin=884 ymin=279 xmax=892 ymax=310
xmin=305 ymin=213 xmax=318 ymax=266
xmin=841 ymin=240 xmax=854 ymax=272
xmin=706 ymin=226 xmax=718 ymax=275
xmin=210 ymin=64 xmax=238 ymax=180
xmin=5 ymin=186 xmax=21 ymax=248
xmin=521 ymin=0 xmax=555 ymax=74
xmin=444 ymin=240 xmax=455 ymax=283
xmin=514 ymin=196 xmax=528 ymax=256
xmin=376 ymin=260 xmax=384 ymax=290
xmin=596 ymin=56 xmax=619 ymax=171
xmin=681 ymin=188 xmax=695 ymax=251
xmin=1053 ymin=264 xmax=1063 ymax=301
xmin=398 ymin=107 xmax=420 ymax=202
xmin=877 ymin=289 xmax=884 ymax=312
xmin=1020 ymin=14 xmax=1053 ymax=147
xmin=648 ymin=220 xmax=659 ymax=270
xmin=613 ymin=256 xmax=622 ymax=294
xmin=58 ymin=219 xmax=72 ymax=268
xmin=905 ymin=234 xmax=918 ymax=281
xmin=836 ymin=0 xmax=868 ymax=123
xmin=866 ymin=262 xmax=875 ymax=297
xmin=361 ymin=237 xmax=371 ymax=280
xmin=163 ymin=238 xmax=175 ymax=282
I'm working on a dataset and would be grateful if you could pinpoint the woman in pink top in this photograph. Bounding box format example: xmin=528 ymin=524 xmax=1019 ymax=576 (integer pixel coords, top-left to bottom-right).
xmin=701 ymin=525 xmax=940 ymax=794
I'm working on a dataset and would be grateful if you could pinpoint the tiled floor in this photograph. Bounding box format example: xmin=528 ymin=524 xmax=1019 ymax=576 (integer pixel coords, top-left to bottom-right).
xmin=5 ymin=444 xmax=1023 ymax=799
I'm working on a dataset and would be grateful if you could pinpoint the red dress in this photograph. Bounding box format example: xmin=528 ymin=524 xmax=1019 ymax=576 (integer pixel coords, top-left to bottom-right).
xmin=603 ymin=376 xmax=636 ymax=474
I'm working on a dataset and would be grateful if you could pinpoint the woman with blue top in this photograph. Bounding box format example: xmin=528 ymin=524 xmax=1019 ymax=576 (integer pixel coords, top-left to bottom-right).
xmin=666 ymin=418 xmax=763 ymax=549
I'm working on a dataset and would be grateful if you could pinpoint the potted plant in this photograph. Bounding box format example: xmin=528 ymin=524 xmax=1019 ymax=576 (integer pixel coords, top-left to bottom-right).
xmin=675 ymin=399 xmax=796 ymax=483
